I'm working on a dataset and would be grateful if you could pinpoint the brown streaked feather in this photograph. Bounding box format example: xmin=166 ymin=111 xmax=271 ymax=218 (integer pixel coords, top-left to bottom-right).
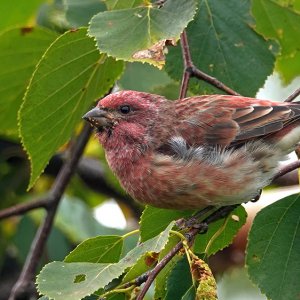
xmin=231 ymin=106 xmax=254 ymax=119
xmin=174 ymin=95 xmax=300 ymax=148
xmin=233 ymin=106 xmax=274 ymax=123
xmin=234 ymin=121 xmax=284 ymax=141
xmin=234 ymin=106 xmax=295 ymax=142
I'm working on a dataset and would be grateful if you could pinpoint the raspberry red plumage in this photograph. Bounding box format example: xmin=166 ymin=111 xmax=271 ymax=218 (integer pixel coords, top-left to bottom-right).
xmin=83 ymin=91 xmax=300 ymax=209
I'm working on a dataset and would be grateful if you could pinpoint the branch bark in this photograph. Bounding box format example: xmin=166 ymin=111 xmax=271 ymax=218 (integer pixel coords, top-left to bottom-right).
xmin=0 ymin=197 xmax=48 ymax=220
xmin=179 ymin=30 xmax=240 ymax=99
xmin=136 ymin=205 xmax=237 ymax=300
xmin=0 ymin=154 xmax=141 ymax=221
xmin=284 ymin=87 xmax=300 ymax=102
xmin=8 ymin=123 xmax=92 ymax=300
xmin=273 ymin=160 xmax=300 ymax=180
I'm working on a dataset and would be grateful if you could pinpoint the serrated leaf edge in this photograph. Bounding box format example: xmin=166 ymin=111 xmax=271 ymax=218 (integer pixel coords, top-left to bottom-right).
xmin=87 ymin=0 xmax=198 ymax=68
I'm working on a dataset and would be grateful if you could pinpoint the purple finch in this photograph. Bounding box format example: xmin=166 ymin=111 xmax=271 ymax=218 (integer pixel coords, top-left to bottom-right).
xmin=83 ymin=91 xmax=300 ymax=210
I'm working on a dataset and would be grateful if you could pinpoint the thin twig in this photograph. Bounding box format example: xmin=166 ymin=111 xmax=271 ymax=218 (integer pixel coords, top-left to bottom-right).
xmin=136 ymin=205 xmax=237 ymax=300
xmin=179 ymin=30 xmax=240 ymax=99
xmin=0 ymin=155 xmax=141 ymax=221
xmin=284 ymin=87 xmax=300 ymax=102
xmin=9 ymin=123 xmax=92 ymax=300
xmin=179 ymin=31 xmax=192 ymax=99
xmin=136 ymin=237 xmax=191 ymax=300
xmin=191 ymin=67 xmax=240 ymax=96
xmin=273 ymin=160 xmax=300 ymax=180
xmin=0 ymin=198 xmax=48 ymax=220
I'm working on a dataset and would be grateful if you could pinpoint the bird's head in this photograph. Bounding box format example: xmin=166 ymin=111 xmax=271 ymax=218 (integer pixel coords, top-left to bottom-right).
xmin=83 ymin=90 xmax=171 ymax=150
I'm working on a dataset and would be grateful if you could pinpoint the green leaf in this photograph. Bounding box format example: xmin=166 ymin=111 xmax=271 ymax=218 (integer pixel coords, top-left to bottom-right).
xmin=246 ymin=194 xmax=300 ymax=300
xmin=63 ymin=0 xmax=106 ymax=27
xmin=103 ymin=0 xmax=144 ymax=11
xmin=0 ymin=27 xmax=57 ymax=136
xmin=165 ymin=256 xmax=194 ymax=300
xmin=165 ymin=0 xmax=276 ymax=96
xmin=65 ymin=235 xmax=123 ymax=263
xmin=181 ymin=286 xmax=196 ymax=300
xmin=107 ymin=294 xmax=125 ymax=300
xmin=139 ymin=205 xmax=193 ymax=242
xmin=122 ymin=252 xmax=156 ymax=283
xmin=37 ymin=222 xmax=174 ymax=300
xmin=252 ymin=0 xmax=300 ymax=83
xmin=118 ymin=62 xmax=173 ymax=93
xmin=0 ymin=0 xmax=44 ymax=29
xmin=194 ymin=205 xmax=247 ymax=256
xmin=19 ymin=28 xmax=124 ymax=189
xmin=88 ymin=0 xmax=197 ymax=68
xmin=36 ymin=2 xmax=71 ymax=33
xmin=151 ymin=82 xmax=183 ymax=100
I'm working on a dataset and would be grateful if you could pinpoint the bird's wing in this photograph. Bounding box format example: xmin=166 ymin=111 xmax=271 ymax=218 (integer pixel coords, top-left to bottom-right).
xmin=174 ymin=95 xmax=300 ymax=147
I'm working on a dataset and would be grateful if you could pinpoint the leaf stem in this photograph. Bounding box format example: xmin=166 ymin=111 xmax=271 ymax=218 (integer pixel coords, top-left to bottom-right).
xmin=170 ymin=229 xmax=187 ymax=241
xmin=122 ymin=229 xmax=140 ymax=239
xmin=136 ymin=205 xmax=237 ymax=300
xmin=99 ymin=285 xmax=135 ymax=299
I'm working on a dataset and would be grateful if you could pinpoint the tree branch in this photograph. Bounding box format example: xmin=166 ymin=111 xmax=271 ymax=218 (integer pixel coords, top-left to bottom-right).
xmin=179 ymin=30 xmax=240 ymax=99
xmin=0 ymin=154 xmax=141 ymax=221
xmin=284 ymin=87 xmax=300 ymax=102
xmin=136 ymin=238 xmax=189 ymax=300
xmin=8 ymin=123 xmax=92 ymax=300
xmin=136 ymin=205 xmax=237 ymax=300
xmin=0 ymin=197 xmax=48 ymax=220
xmin=273 ymin=160 xmax=300 ymax=180
xmin=190 ymin=67 xmax=241 ymax=96
xmin=179 ymin=30 xmax=192 ymax=99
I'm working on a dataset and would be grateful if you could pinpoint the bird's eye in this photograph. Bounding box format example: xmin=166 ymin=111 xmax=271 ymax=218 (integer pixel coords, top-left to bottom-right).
xmin=119 ymin=105 xmax=131 ymax=114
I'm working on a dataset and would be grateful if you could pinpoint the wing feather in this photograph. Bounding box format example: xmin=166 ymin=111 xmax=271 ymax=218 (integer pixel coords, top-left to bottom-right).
xmin=173 ymin=96 xmax=300 ymax=148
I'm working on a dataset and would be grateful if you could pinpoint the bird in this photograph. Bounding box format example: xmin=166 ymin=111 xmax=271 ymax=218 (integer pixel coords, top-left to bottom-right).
xmin=83 ymin=90 xmax=300 ymax=210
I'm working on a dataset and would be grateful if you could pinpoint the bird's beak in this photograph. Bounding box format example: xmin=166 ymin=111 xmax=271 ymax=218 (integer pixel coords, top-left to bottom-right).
xmin=82 ymin=107 xmax=114 ymax=129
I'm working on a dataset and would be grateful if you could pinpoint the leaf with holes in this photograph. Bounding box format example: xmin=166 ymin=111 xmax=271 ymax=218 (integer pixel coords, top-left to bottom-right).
xmin=246 ymin=194 xmax=300 ymax=300
xmin=0 ymin=27 xmax=57 ymax=136
xmin=19 ymin=28 xmax=124 ymax=189
xmin=165 ymin=0 xmax=277 ymax=96
xmin=194 ymin=205 xmax=247 ymax=256
xmin=37 ymin=222 xmax=174 ymax=300
xmin=88 ymin=0 xmax=197 ymax=68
